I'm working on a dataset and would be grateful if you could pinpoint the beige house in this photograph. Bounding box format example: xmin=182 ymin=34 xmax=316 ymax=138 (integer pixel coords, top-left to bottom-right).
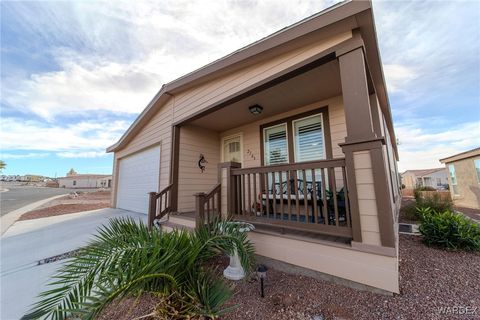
xmin=107 ymin=1 xmax=401 ymax=293
xmin=401 ymin=168 xmax=448 ymax=189
xmin=58 ymin=174 xmax=112 ymax=189
xmin=440 ymin=148 xmax=480 ymax=209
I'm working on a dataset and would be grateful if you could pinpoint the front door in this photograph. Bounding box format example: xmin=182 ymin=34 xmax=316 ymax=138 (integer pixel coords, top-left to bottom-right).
xmin=223 ymin=135 xmax=242 ymax=164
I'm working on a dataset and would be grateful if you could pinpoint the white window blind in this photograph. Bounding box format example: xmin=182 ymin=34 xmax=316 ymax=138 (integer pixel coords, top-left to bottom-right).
xmin=264 ymin=124 xmax=288 ymax=165
xmin=293 ymin=114 xmax=325 ymax=162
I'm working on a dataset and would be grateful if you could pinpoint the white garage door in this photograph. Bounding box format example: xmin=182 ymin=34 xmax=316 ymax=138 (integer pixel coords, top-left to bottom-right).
xmin=117 ymin=146 xmax=160 ymax=214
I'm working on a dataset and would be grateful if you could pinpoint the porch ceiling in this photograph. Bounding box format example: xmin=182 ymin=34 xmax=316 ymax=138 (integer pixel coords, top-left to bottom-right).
xmin=190 ymin=60 xmax=341 ymax=132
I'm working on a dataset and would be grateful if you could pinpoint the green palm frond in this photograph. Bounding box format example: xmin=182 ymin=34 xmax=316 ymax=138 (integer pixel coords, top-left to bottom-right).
xmin=22 ymin=217 xmax=255 ymax=319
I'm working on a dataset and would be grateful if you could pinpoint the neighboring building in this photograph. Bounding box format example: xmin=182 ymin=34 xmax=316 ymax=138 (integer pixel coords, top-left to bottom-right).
xmin=440 ymin=148 xmax=480 ymax=209
xmin=58 ymin=174 xmax=112 ymax=189
xmin=106 ymin=1 xmax=400 ymax=293
xmin=401 ymin=168 xmax=448 ymax=189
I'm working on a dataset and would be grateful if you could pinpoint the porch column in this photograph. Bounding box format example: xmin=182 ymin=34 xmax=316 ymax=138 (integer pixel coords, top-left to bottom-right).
xmin=338 ymin=46 xmax=396 ymax=249
xmin=218 ymin=162 xmax=241 ymax=218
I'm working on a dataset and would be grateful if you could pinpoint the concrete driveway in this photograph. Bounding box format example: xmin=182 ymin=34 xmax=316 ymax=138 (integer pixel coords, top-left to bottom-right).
xmin=0 ymin=208 xmax=146 ymax=320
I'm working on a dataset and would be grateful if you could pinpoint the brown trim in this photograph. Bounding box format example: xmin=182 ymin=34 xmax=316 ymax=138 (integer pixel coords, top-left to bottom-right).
xmin=339 ymin=137 xmax=385 ymax=150
xmin=350 ymin=241 xmax=396 ymax=257
xmin=369 ymin=94 xmax=382 ymax=137
xmin=236 ymin=215 xmax=353 ymax=238
xmin=174 ymin=53 xmax=336 ymax=127
xmin=259 ymin=106 xmax=333 ymax=166
xmin=170 ymin=126 xmax=180 ymax=212
xmin=218 ymin=162 xmax=242 ymax=215
xmin=338 ymin=46 xmax=376 ymax=143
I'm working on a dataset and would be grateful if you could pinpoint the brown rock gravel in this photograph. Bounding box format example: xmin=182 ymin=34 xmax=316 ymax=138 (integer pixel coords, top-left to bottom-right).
xmin=98 ymin=235 xmax=480 ymax=320
xmin=18 ymin=191 xmax=111 ymax=220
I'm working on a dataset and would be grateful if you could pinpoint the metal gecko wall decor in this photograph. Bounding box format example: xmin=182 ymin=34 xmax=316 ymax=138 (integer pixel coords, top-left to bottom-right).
xmin=198 ymin=154 xmax=208 ymax=173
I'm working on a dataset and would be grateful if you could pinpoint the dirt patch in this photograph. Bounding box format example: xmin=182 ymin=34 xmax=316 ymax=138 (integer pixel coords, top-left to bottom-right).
xmin=98 ymin=235 xmax=480 ymax=320
xmin=455 ymin=206 xmax=480 ymax=222
xmin=19 ymin=190 xmax=111 ymax=221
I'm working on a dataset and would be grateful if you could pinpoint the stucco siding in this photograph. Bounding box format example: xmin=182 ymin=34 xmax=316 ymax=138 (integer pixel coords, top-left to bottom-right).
xmin=445 ymin=157 xmax=480 ymax=209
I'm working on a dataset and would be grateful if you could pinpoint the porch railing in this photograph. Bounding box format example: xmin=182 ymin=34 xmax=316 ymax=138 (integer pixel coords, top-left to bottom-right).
xmin=195 ymin=183 xmax=221 ymax=227
xmin=148 ymin=184 xmax=173 ymax=230
xmin=230 ymin=159 xmax=352 ymax=238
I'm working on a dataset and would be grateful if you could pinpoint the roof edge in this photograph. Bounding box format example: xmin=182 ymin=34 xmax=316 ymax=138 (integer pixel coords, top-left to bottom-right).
xmin=107 ymin=0 xmax=372 ymax=153
xmin=439 ymin=147 xmax=480 ymax=163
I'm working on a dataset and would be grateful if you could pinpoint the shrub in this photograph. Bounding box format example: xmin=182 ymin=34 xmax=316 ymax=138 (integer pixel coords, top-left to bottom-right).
xmin=22 ymin=218 xmax=255 ymax=320
xmin=401 ymin=201 xmax=421 ymax=221
xmin=418 ymin=208 xmax=480 ymax=251
xmin=414 ymin=189 xmax=453 ymax=213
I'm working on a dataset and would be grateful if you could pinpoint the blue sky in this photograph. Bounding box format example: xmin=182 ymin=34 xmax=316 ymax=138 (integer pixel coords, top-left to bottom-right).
xmin=1 ymin=0 xmax=479 ymax=177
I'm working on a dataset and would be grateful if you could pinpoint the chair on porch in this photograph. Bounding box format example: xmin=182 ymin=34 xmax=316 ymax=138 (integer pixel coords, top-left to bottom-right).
xmin=260 ymin=178 xmax=347 ymax=225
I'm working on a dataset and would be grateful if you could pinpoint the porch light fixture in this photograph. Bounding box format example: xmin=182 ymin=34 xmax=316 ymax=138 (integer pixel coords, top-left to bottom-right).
xmin=249 ymin=104 xmax=263 ymax=115
xmin=256 ymin=264 xmax=268 ymax=297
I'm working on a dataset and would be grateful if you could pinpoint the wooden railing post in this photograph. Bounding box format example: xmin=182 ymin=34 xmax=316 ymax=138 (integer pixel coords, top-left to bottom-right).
xmin=148 ymin=192 xmax=157 ymax=230
xmin=195 ymin=192 xmax=206 ymax=228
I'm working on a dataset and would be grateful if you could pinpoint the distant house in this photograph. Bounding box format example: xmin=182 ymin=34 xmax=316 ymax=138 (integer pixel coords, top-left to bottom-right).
xmin=58 ymin=174 xmax=112 ymax=189
xmin=401 ymin=168 xmax=448 ymax=189
xmin=440 ymin=148 xmax=480 ymax=209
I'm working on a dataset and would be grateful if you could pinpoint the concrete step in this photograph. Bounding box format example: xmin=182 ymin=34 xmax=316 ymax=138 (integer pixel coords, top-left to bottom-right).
xmin=161 ymin=220 xmax=195 ymax=232
xmin=169 ymin=214 xmax=196 ymax=229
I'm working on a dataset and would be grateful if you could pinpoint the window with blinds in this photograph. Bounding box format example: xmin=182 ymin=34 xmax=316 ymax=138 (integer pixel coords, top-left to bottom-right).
xmin=264 ymin=124 xmax=288 ymax=165
xmin=293 ymin=114 xmax=325 ymax=162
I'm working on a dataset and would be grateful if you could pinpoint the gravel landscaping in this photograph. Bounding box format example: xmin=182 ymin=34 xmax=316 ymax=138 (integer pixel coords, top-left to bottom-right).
xmin=18 ymin=190 xmax=110 ymax=220
xmin=98 ymin=234 xmax=480 ymax=320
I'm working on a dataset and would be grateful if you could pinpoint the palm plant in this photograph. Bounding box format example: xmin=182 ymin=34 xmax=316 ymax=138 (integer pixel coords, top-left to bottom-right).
xmin=22 ymin=217 xmax=255 ymax=320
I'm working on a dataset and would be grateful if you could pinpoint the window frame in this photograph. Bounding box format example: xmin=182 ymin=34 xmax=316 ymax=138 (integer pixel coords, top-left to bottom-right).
xmin=260 ymin=106 xmax=332 ymax=166
xmin=448 ymin=164 xmax=459 ymax=195
xmin=474 ymin=158 xmax=480 ymax=184
xmin=263 ymin=123 xmax=289 ymax=165
xmin=292 ymin=113 xmax=326 ymax=163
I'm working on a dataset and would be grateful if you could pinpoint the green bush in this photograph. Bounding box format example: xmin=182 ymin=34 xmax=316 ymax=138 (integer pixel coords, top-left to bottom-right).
xmin=414 ymin=189 xmax=453 ymax=213
xmin=418 ymin=207 xmax=480 ymax=251
xmin=22 ymin=218 xmax=255 ymax=320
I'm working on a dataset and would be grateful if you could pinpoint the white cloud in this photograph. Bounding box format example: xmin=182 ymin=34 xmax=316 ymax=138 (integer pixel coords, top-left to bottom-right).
xmin=397 ymin=121 xmax=480 ymax=171
xmin=0 ymin=117 xmax=129 ymax=153
xmin=56 ymin=151 xmax=107 ymax=158
xmin=1 ymin=152 xmax=50 ymax=159
xmin=383 ymin=64 xmax=417 ymax=93
xmin=2 ymin=0 xmax=337 ymax=120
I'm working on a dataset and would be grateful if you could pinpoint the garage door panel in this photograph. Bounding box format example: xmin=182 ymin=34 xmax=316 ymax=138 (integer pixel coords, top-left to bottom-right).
xmin=117 ymin=146 xmax=160 ymax=214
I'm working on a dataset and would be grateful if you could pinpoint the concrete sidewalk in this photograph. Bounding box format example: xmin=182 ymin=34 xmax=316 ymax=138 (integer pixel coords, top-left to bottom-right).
xmin=0 ymin=208 xmax=146 ymax=320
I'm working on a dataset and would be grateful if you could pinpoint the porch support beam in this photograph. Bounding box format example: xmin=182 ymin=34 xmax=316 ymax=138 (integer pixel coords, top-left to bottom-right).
xmin=338 ymin=47 xmax=376 ymax=143
xmin=218 ymin=162 xmax=242 ymax=217
xmin=338 ymin=46 xmax=396 ymax=248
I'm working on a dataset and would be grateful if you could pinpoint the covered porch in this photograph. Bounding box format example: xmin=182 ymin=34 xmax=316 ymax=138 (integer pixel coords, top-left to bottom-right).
xmin=150 ymin=44 xmax=394 ymax=249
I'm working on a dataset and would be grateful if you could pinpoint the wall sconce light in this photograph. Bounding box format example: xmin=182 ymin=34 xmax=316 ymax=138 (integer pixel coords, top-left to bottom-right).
xmin=249 ymin=104 xmax=263 ymax=115
xmin=256 ymin=264 xmax=268 ymax=297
